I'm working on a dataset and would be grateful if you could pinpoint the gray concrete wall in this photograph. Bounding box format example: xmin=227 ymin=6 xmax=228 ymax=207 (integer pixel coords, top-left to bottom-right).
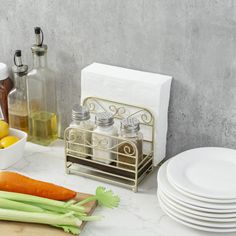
xmin=0 ymin=0 xmax=235 ymax=157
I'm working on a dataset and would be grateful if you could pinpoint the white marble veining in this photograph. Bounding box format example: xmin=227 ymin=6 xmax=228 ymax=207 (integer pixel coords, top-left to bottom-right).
xmin=7 ymin=140 xmax=236 ymax=236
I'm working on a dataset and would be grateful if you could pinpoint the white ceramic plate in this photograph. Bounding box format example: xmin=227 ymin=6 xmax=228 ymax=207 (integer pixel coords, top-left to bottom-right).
xmin=158 ymin=161 xmax=236 ymax=212
xmin=158 ymin=195 xmax=236 ymax=233
xmin=159 ymin=195 xmax=236 ymax=228
xmin=159 ymin=191 xmax=236 ymax=221
xmin=167 ymin=147 xmax=236 ymax=200
xmin=170 ymin=180 xmax=236 ymax=204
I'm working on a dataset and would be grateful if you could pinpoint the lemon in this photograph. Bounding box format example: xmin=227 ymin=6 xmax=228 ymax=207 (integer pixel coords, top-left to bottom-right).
xmin=0 ymin=136 xmax=19 ymax=148
xmin=0 ymin=120 xmax=9 ymax=139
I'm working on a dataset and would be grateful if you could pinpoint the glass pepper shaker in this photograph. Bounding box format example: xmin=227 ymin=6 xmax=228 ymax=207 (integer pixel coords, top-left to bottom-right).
xmin=92 ymin=112 xmax=118 ymax=164
xmin=118 ymin=117 xmax=143 ymax=170
xmin=68 ymin=104 xmax=94 ymax=158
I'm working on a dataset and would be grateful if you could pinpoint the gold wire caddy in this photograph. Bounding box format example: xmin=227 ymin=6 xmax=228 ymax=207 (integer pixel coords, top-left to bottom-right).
xmin=64 ymin=97 xmax=155 ymax=192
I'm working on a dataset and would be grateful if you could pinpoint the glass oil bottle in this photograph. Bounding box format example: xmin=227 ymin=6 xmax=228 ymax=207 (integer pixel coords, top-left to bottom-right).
xmin=8 ymin=50 xmax=28 ymax=133
xmin=27 ymin=27 xmax=58 ymax=145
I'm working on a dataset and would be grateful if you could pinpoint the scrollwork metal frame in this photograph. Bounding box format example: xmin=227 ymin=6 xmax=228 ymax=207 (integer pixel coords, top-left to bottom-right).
xmin=65 ymin=97 xmax=155 ymax=192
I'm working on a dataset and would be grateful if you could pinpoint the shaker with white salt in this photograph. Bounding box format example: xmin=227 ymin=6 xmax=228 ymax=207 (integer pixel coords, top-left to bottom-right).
xmin=92 ymin=112 xmax=118 ymax=164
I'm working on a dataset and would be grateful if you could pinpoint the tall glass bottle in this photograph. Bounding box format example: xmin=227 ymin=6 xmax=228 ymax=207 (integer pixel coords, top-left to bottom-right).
xmin=27 ymin=27 xmax=58 ymax=145
xmin=8 ymin=50 xmax=28 ymax=133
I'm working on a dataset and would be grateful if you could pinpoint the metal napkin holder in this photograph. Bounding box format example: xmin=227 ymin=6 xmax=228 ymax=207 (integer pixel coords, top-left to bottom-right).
xmin=65 ymin=97 xmax=155 ymax=192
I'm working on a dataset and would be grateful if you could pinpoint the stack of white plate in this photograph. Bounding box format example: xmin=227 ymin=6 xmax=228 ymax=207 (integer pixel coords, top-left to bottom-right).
xmin=157 ymin=147 xmax=236 ymax=233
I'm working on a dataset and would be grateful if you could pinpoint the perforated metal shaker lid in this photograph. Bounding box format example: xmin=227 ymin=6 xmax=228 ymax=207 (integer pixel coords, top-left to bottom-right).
xmin=95 ymin=112 xmax=114 ymax=127
xmin=72 ymin=104 xmax=90 ymax=121
xmin=121 ymin=117 xmax=140 ymax=133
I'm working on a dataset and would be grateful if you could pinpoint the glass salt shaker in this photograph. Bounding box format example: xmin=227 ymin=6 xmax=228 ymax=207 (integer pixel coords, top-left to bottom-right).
xmin=68 ymin=104 xmax=94 ymax=158
xmin=92 ymin=112 xmax=118 ymax=164
xmin=118 ymin=117 xmax=143 ymax=170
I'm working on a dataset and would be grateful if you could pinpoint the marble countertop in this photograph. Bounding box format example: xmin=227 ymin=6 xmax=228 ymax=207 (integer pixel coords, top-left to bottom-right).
xmin=8 ymin=140 xmax=236 ymax=236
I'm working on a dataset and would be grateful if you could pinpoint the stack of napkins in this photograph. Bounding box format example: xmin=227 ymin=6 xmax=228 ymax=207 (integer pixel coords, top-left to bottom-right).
xmin=81 ymin=63 xmax=172 ymax=165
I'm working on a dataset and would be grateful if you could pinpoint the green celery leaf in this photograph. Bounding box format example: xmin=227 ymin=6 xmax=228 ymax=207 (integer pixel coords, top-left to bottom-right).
xmin=96 ymin=186 xmax=120 ymax=208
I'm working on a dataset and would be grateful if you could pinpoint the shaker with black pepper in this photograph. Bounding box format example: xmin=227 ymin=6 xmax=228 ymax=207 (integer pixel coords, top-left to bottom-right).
xmin=118 ymin=117 xmax=143 ymax=170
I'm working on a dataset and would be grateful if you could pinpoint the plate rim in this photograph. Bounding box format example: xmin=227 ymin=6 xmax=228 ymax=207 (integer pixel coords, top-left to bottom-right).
xmin=159 ymin=191 xmax=236 ymax=221
xmin=158 ymin=196 xmax=236 ymax=233
xmin=168 ymin=177 xmax=236 ymax=204
xmin=158 ymin=161 xmax=236 ymax=211
xmin=166 ymin=147 xmax=236 ymax=200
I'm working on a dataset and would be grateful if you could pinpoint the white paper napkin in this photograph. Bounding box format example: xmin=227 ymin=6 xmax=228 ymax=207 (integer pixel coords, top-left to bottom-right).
xmin=81 ymin=63 xmax=172 ymax=165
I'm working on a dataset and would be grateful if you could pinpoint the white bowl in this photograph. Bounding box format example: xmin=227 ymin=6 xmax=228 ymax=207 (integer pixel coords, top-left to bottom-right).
xmin=0 ymin=128 xmax=27 ymax=169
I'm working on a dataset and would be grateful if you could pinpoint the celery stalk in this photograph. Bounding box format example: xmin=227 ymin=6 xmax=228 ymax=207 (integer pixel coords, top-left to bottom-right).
xmin=32 ymin=203 xmax=103 ymax=221
xmin=33 ymin=203 xmax=86 ymax=216
xmin=0 ymin=191 xmax=85 ymax=212
xmin=0 ymin=208 xmax=82 ymax=227
xmin=0 ymin=198 xmax=45 ymax=213
xmin=0 ymin=187 xmax=120 ymax=234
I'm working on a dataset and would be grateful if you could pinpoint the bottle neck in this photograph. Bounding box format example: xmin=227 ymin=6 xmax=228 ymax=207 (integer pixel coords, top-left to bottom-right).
xmin=33 ymin=52 xmax=48 ymax=68
xmin=14 ymin=74 xmax=26 ymax=91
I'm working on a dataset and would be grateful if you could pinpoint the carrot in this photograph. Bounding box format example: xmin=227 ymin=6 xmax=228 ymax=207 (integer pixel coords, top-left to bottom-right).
xmin=0 ymin=172 xmax=76 ymax=201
